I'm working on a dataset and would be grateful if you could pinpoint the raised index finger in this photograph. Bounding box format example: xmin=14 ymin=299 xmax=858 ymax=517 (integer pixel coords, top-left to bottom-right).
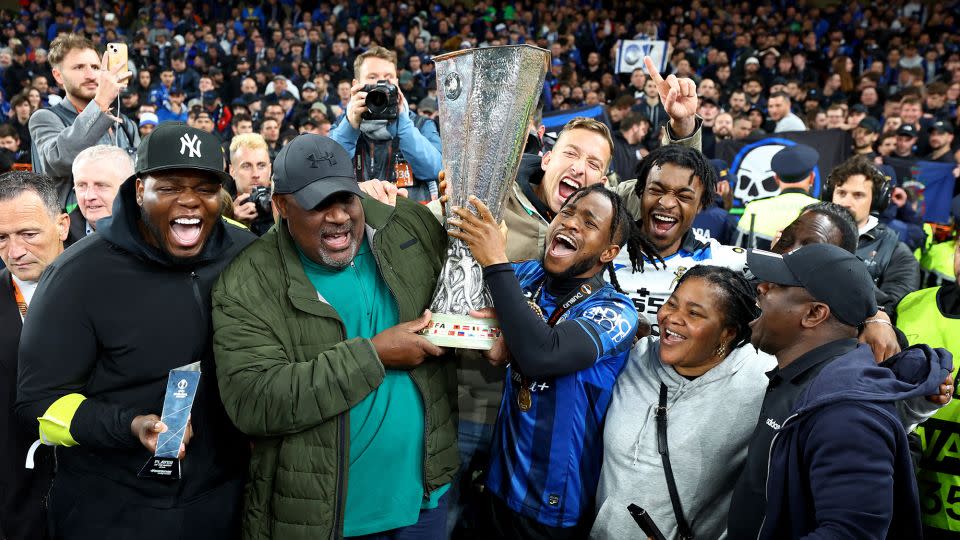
xmin=644 ymin=56 xmax=663 ymax=85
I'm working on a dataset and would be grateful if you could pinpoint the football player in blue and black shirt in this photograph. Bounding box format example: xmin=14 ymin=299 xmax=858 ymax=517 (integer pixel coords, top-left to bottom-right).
xmin=449 ymin=184 xmax=659 ymax=538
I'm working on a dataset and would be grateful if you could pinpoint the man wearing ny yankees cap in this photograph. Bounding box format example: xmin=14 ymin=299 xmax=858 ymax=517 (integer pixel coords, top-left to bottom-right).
xmin=212 ymin=134 xmax=457 ymax=539
xmin=17 ymin=123 xmax=255 ymax=539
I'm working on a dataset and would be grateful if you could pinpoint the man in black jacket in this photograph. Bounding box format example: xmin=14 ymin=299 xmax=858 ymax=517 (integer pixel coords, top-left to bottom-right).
xmin=0 ymin=171 xmax=68 ymax=540
xmin=16 ymin=124 xmax=255 ymax=540
xmin=823 ymin=155 xmax=920 ymax=312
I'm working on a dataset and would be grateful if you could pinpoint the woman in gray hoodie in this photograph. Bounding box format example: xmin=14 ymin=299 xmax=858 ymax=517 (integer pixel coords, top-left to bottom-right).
xmin=592 ymin=265 xmax=773 ymax=540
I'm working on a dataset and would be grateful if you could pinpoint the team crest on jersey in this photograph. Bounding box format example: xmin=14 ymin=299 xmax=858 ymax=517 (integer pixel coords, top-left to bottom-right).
xmin=670 ymin=266 xmax=688 ymax=290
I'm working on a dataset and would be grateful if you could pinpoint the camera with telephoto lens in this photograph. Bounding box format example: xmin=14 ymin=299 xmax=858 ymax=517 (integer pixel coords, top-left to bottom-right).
xmin=361 ymin=80 xmax=399 ymax=121
xmin=249 ymin=186 xmax=272 ymax=218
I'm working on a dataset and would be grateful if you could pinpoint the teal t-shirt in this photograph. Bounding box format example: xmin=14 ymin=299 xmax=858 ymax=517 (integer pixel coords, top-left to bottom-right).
xmin=298 ymin=239 xmax=447 ymax=536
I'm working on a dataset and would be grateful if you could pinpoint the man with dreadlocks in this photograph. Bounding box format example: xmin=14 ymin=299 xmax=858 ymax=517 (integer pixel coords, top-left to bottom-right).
xmin=447 ymin=185 xmax=657 ymax=538
xmin=612 ymin=144 xmax=749 ymax=335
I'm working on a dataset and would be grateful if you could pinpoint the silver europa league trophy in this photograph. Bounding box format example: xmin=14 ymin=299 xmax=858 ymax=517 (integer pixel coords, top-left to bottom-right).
xmin=421 ymin=45 xmax=549 ymax=350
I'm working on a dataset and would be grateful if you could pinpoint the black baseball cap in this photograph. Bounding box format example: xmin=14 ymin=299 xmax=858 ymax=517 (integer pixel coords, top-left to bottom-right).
xmin=698 ymin=95 xmax=719 ymax=107
xmin=850 ymin=103 xmax=868 ymax=114
xmin=858 ymin=116 xmax=881 ymax=133
xmin=272 ymin=134 xmax=361 ymax=209
xmin=897 ymin=124 xmax=918 ymax=138
xmin=930 ymin=120 xmax=955 ymax=134
xmin=748 ymin=244 xmax=878 ymax=326
xmin=129 ymin=123 xmax=231 ymax=184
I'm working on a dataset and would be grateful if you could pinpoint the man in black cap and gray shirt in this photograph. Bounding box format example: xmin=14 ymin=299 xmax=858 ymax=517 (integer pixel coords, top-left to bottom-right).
xmin=728 ymin=243 xmax=953 ymax=539
xmin=17 ymin=123 xmax=255 ymax=539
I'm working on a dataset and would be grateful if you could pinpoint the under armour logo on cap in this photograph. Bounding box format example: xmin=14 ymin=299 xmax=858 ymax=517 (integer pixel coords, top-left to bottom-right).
xmin=179 ymin=133 xmax=202 ymax=158
xmin=307 ymin=151 xmax=336 ymax=168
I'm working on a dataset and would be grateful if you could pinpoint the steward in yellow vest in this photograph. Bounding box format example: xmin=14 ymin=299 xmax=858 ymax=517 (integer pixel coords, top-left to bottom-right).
xmin=736 ymin=144 xmax=820 ymax=250
xmin=897 ymin=240 xmax=960 ymax=536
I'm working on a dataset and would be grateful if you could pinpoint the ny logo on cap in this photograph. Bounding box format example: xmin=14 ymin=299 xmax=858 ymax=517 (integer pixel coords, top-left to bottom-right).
xmin=179 ymin=134 xmax=202 ymax=158
xmin=307 ymin=152 xmax=336 ymax=168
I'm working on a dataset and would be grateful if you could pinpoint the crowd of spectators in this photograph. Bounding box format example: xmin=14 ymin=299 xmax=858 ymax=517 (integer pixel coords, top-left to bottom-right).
xmin=0 ymin=0 xmax=955 ymax=172
xmin=3 ymin=2 xmax=960 ymax=539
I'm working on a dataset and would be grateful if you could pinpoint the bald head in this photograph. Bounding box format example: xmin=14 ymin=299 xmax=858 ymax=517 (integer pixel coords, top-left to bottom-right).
xmin=772 ymin=203 xmax=858 ymax=255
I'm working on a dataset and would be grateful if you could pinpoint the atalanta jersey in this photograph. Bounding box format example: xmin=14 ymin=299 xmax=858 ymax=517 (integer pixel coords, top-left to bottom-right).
xmin=612 ymin=230 xmax=748 ymax=334
xmin=485 ymin=260 xmax=639 ymax=528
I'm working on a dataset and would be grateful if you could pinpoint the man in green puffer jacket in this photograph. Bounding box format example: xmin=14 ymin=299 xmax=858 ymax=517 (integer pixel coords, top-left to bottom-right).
xmin=212 ymin=135 xmax=458 ymax=540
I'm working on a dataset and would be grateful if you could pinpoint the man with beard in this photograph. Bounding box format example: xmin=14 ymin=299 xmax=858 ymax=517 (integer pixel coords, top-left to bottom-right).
xmin=0 ymin=172 xmax=67 ymax=540
xmin=16 ymin=124 xmax=254 ymax=539
xmin=449 ymin=186 xmax=644 ymax=538
xmin=29 ymin=33 xmax=138 ymax=210
xmin=926 ymin=120 xmax=956 ymax=163
xmin=729 ymin=243 xmax=951 ymax=539
xmin=852 ymin=117 xmax=881 ymax=157
xmin=330 ymin=46 xmax=442 ymax=203
xmin=211 ymin=135 xmax=456 ymax=539
xmin=713 ymin=112 xmax=734 ymax=142
xmin=768 ymin=92 xmax=806 ymax=133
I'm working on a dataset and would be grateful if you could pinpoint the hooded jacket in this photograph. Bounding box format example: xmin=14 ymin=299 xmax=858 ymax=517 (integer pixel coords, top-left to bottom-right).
xmin=758 ymin=343 xmax=952 ymax=540
xmin=593 ymin=337 xmax=776 ymax=540
xmin=16 ymin=177 xmax=255 ymax=506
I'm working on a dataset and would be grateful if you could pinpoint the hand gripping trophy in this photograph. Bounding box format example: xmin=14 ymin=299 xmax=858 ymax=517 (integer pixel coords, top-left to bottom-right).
xmin=421 ymin=45 xmax=549 ymax=349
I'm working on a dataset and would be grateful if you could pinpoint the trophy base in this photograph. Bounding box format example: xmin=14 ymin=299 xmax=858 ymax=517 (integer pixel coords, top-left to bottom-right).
xmin=139 ymin=456 xmax=181 ymax=480
xmin=421 ymin=313 xmax=501 ymax=350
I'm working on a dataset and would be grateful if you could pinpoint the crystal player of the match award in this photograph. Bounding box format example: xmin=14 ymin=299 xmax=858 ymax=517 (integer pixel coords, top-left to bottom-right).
xmin=139 ymin=362 xmax=201 ymax=480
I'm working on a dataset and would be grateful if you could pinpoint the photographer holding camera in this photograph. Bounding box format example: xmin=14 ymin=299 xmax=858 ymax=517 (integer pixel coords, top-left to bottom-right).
xmin=229 ymin=133 xmax=275 ymax=236
xmin=330 ymin=46 xmax=442 ymax=203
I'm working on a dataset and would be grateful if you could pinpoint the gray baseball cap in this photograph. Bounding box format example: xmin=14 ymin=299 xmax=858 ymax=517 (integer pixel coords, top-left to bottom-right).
xmin=272 ymin=135 xmax=361 ymax=209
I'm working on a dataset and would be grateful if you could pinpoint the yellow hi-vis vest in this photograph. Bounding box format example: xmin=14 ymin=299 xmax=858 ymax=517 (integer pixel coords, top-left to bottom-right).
xmin=920 ymin=240 xmax=957 ymax=286
xmin=898 ymin=286 xmax=960 ymax=532
xmin=736 ymin=192 xmax=820 ymax=247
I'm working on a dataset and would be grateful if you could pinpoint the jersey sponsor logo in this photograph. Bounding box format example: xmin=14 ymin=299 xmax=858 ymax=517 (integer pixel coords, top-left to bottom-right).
xmin=509 ymin=367 xmax=550 ymax=392
xmin=560 ymin=284 xmax=594 ymax=311
xmin=583 ymin=305 xmax=632 ymax=344
xmin=765 ymin=417 xmax=781 ymax=430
